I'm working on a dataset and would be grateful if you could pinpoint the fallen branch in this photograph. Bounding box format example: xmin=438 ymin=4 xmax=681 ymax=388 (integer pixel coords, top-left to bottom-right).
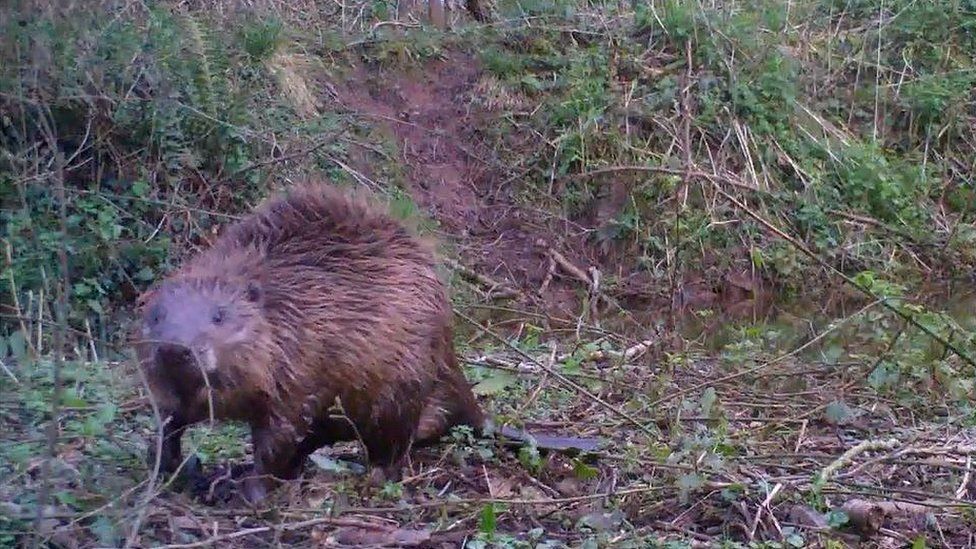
xmin=840 ymin=498 xmax=885 ymax=538
xmin=816 ymin=438 xmax=901 ymax=488
xmin=557 ymin=339 xmax=656 ymax=363
xmin=156 ymin=517 xmax=392 ymax=548
xmin=544 ymin=247 xmax=618 ymax=325
xmin=548 ymin=247 xmax=591 ymax=286
xmin=444 ymin=257 xmax=520 ymax=300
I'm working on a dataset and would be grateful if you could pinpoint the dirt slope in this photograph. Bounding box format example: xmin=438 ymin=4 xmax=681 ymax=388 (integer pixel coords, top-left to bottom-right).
xmin=332 ymin=51 xmax=681 ymax=333
xmin=338 ymin=56 xmax=553 ymax=296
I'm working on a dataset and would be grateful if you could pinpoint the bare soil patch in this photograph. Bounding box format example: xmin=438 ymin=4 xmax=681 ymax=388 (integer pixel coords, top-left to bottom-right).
xmin=333 ymin=51 xmax=662 ymax=326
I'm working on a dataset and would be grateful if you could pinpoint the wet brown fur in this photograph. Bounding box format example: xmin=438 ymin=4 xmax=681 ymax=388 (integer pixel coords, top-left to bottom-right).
xmin=135 ymin=182 xmax=485 ymax=502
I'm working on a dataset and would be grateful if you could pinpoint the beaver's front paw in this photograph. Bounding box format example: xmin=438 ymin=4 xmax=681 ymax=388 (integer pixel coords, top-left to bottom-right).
xmin=193 ymin=462 xmax=249 ymax=505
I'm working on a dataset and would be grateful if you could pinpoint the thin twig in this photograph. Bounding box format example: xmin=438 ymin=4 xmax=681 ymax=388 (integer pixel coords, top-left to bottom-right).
xmin=156 ymin=517 xmax=392 ymax=549
xmin=645 ymin=297 xmax=883 ymax=411
xmin=124 ymin=352 xmax=166 ymax=548
xmin=2 ymin=238 xmax=35 ymax=360
xmin=33 ymin=103 xmax=69 ymax=549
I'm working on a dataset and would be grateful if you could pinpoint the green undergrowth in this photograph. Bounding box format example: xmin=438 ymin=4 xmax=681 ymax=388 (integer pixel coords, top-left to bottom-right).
xmin=464 ymin=0 xmax=976 ymax=292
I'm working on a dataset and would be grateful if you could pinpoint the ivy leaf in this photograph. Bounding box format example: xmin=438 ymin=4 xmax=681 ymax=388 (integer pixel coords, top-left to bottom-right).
xmin=824 ymin=400 xmax=854 ymax=425
xmin=136 ymin=267 xmax=156 ymax=282
xmin=826 ymin=510 xmax=849 ymax=528
xmin=91 ymin=516 xmax=120 ymax=547
xmin=132 ymin=179 xmax=149 ymax=197
xmin=472 ymin=371 xmax=516 ymax=396
xmin=9 ymin=330 xmax=28 ymax=362
xmin=700 ymin=387 xmax=717 ymax=417
xmin=823 ymin=345 xmax=844 ymax=365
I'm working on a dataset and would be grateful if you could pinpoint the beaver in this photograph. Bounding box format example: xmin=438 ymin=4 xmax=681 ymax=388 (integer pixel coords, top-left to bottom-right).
xmin=134 ymin=182 xmax=600 ymax=504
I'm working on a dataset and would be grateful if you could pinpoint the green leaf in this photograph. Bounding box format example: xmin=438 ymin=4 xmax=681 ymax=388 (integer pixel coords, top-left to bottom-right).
xmin=55 ymin=490 xmax=79 ymax=507
xmin=520 ymin=75 xmax=544 ymax=92
xmin=720 ymin=484 xmax=745 ymax=502
xmin=91 ymin=516 xmax=120 ymax=547
xmin=677 ymin=473 xmax=704 ymax=491
xmin=518 ymin=444 xmax=542 ymax=474
xmin=853 ymin=271 xmax=875 ymax=290
xmin=308 ymin=453 xmax=365 ymax=475
xmin=750 ymin=247 xmax=764 ymax=268
xmin=60 ymin=387 xmax=88 ymax=408
xmin=823 ymin=345 xmax=844 ymax=365
xmin=824 ymin=400 xmax=854 ymax=425
xmin=472 ymin=371 xmax=516 ymax=396
xmin=867 ymin=362 xmax=896 ymax=390
xmin=87 ymin=299 xmax=104 ymax=315
xmin=7 ymin=443 xmax=33 ymax=465
xmin=786 ymin=533 xmax=805 ymax=547
xmin=132 ymin=179 xmax=149 ymax=197
xmin=73 ymin=281 xmax=91 ymax=298
xmin=9 ymin=330 xmax=28 ymax=363
xmin=96 ymin=403 xmax=117 ymax=424
xmin=826 ymin=510 xmax=849 ymax=528
xmin=561 ymin=354 xmax=582 ymax=375
xmin=478 ymin=503 xmax=497 ymax=537
xmin=572 ymin=458 xmax=598 ymax=480
xmin=135 ymin=267 xmax=156 ymax=282
xmin=82 ymin=416 xmax=106 ymax=436
xmin=700 ymin=387 xmax=717 ymax=417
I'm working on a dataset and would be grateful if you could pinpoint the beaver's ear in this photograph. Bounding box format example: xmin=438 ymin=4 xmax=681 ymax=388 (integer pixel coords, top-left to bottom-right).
xmin=245 ymin=280 xmax=263 ymax=304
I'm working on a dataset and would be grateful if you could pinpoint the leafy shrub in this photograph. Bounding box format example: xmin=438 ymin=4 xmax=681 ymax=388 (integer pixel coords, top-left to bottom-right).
xmin=0 ymin=4 xmax=269 ymax=346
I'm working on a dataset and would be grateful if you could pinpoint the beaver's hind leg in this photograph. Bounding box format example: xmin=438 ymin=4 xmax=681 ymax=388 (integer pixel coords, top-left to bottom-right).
xmin=288 ymin=416 xmax=407 ymax=486
xmin=413 ymin=364 xmax=486 ymax=445
xmin=412 ymin=325 xmax=487 ymax=445
xmin=290 ymin=418 xmax=358 ymax=468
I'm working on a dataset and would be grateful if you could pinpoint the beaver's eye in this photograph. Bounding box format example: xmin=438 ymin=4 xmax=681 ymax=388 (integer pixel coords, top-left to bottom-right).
xmin=245 ymin=281 xmax=262 ymax=303
xmin=148 ymin=305 xmax=163 ymax=326
xmin=212 ymin=307 xmax=225 ymax=325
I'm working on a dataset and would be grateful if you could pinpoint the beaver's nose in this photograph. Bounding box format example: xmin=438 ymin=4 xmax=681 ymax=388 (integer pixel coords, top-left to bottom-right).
xmin=154 ymin=343 xmax=193 ymax=366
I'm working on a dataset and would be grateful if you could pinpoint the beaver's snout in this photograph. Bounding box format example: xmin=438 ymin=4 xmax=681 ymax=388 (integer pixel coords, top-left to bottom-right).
xmin=153 ymin=343 xmax=194 ymax=368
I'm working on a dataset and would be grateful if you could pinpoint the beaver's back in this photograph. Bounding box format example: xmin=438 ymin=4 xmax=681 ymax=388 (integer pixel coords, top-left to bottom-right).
xmin=184 ymin=182 xmax=448 ymax=328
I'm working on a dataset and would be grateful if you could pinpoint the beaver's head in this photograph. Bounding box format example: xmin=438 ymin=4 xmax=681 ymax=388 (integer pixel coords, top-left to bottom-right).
xmin=136 ymin=277 xmax=268 ymax=388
